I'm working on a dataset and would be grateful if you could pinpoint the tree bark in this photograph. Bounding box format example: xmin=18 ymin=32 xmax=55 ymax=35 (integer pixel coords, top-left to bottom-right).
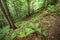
xmin=27 ymin=0 xmax=30 ymax=16
xmin=0 ymin=0 xmax=17 ymax=30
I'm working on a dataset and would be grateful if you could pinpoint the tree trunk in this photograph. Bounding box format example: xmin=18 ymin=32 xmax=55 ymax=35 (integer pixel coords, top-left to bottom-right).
xmin=0 ymin=0 xmax=17 ymax=30
xmin=27 ymin=0 xmax=30 ymax=16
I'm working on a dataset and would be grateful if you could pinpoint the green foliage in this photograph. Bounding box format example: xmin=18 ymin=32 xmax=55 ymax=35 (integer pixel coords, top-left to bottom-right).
xmin=6 ymin=0 xmax=27 ymax=22
xmin=0 ymin=11 xmax=7 ymax=26
xmin=31 ymin=0 xmax=44 ymax=10
xmin=43 ymin=5 xmax=56 ymax=16
xmin=18 ymin=27 xmax=46 ymax=38
xmin=35 ymin=28 xmax=46 ymax=36
xmin=6 ymin=0 xmax=45 ymax=22
xmin=51 ymin=13 xmax=56 ymax=17
xmin=0 ymin=26 xmax=10 ymax=39
xmin=18 ymin=22 xmax=46 ymax=38
xmin=47 ymin=5 xmax=54 ymax=12
xmin=25 ymin=28 xmax=35 ymax=36
xmin=5 ymin=32 xmax=16 ymax=40
xmin=19 ymin=32 xmax=26 ymax=37
xmin=19 ymin=28 xmax=34 ymax=37
xmin=43 ymin=10 xmax=49 ymax=14
xmin=47 ymin=0 xmax=56 ymax=4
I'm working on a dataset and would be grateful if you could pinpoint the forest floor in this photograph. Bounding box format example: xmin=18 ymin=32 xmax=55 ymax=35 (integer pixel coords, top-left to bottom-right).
xmin=14 ymin=12 xmax=60 ymax=40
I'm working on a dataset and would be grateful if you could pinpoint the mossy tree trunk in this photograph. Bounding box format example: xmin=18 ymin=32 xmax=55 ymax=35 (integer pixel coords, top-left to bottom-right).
xmin=0 ymin=0 xmax=17 ymax=30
